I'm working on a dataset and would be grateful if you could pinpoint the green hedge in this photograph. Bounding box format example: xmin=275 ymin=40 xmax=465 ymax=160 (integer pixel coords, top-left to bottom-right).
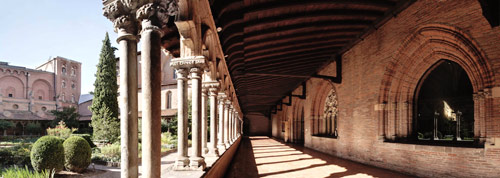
xmin=63 ymin=136 xmax=91 ymax=173
xmin=71 ymin=134 xmax=96 ymax=148
xmin=30 ymin=136 xmax=64 ymax=173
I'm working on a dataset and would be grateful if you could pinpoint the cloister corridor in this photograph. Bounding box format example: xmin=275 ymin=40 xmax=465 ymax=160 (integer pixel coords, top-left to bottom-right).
xmin=225 ymin=137 xmax=413 ymax=178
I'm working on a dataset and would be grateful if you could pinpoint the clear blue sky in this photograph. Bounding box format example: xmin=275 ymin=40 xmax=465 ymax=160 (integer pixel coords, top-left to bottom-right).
xmin=0 ymin=1 xmax=119 ymax=94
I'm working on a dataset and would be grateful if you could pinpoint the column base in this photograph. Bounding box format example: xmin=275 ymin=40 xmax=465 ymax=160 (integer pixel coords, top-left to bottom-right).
xmin=173 ymin=156 xmax=190 ymax=171
xmin=207 ymin=148 xmax=219 ymax=157
xmin=189 ymin=156 xmax=206 ymax=170
xmin=225 ymin=142 xmax=231 ymax=148
xmin=217 ymin=143 xmax=226 ymax=153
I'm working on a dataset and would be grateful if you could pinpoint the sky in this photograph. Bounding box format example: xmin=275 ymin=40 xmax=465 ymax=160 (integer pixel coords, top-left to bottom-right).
xmin=0 ymin=0 xmax=119 ymax=95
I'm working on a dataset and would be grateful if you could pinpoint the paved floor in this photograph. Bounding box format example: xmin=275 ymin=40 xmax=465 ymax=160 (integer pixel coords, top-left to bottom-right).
xmin=87 ymin=148 xmax=221 ymax=178
xmin=226 ymin=136 xmax=415 ymax=178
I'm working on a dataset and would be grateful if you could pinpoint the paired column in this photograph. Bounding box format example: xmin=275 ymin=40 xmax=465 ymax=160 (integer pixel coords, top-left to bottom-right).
xmin=173 ymin=68 xmax=189 ymax=170
xmin=171 ymin=56 xmax=207 ymax=170
xmin=228 ymin=106 xmax=233 ymax=143
xmin=224 ymin=100 xmax=231 ymax=148
xmin=217 ymin=93 xmax=227 ymax=152
xmin=190 ymin=67 xmax=206 ymax=170
xmin=115 ymin=16 xmax=139 ymax=178
xmin=201 ymin=88 xmax=208 ymax=154
xmin=205 ymin=81 xmax=220 ymax=157
xmin=104 ymin=1 xmax=177 ymax=176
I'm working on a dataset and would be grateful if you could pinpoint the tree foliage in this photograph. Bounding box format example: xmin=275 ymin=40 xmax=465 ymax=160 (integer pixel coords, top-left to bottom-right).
xmin=50 ymin=107 xmax=80 ymax=128
xmin=0 ymin=120 xmax=15 ymax=131
xmin=91 ymin=32 xmax=120 ymax=143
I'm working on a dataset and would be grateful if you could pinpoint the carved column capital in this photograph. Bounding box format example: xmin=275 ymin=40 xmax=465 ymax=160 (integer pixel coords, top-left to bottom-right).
xmin=174 ymin=68 xmax=189 ymax=81
xmin=136 ymin=1 xmax=178 ymax=34
xmin=103 ymin=1 xmax=140 ymax=39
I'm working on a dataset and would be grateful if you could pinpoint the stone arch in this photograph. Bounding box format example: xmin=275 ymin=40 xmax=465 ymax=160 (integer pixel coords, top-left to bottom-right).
xmin=378 ymin=24 xmax=494 ymax=141
xmin=310 ymin=79 xmax=337 ymax=136
xmin=203 ymin=28 xmax=219 ymax=81
xmin=32 ymin=79 xmax=52 ymax=100
xmin=0 ymin=76 xmax=24 ymax=98
xmin=292 ymin=97 xmax=305 ymax=144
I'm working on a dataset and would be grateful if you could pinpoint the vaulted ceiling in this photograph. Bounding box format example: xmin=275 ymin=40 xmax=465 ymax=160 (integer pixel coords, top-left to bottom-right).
xmin=206 ymin=0 xmax=415 ymax=115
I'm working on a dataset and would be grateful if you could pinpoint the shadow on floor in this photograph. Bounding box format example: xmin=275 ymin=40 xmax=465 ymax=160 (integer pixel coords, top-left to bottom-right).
xmin=225 ymin=136 xmax=415 ymax=178
xmin=224 ymin=136 xmax=259 ymax=178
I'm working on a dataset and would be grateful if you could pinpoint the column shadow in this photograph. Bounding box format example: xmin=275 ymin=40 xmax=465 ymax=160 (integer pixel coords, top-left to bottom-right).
xmin=224 ymin=136 xmax=259 ymax=178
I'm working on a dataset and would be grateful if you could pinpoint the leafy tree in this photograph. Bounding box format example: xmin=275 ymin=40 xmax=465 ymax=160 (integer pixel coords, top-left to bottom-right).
xmin=91 ymin=33 xmax=120 ymax=143
xmin=50 ymin=107 xmax=80 ymax=128
xmin=0 ymin=120 xmax=15 ymax=131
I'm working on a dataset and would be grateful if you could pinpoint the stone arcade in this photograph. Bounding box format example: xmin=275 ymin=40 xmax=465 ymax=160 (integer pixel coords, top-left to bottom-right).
xmin=103 ymin=0 xmax=500 ymax=177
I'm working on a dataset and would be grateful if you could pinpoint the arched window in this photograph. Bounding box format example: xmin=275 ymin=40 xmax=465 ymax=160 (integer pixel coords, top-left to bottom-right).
xmin=71 ymin=67 xmax=76 ymax=76
xmin=62 ymin=80 xmax=66 ymax=88
xmin=415 ymin=60 xmax=474 ymax=142
xmin=61 ymin=92 xmax=65 ymax=101
xmin=71 ymin=94 xmax=75 ymax=103
xmin=313 ymin=88 xmax=338 ymax=138
xmin=71 ymin=81 xmax=75 ymax=89
xmin=173 ymin=70 xmax=177 ymax=79
xmin=62 ymin=65 xmax=66 ymax=74
xmin=166 ymin=91 xmax=172 ymax=109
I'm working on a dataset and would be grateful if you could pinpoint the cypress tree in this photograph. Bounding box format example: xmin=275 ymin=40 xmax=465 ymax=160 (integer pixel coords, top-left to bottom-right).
xmin=91 ymin=32 xmax=120 ymax=143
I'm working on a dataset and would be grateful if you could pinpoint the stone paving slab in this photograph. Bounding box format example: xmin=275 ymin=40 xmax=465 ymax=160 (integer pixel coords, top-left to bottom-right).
xmin=226 ymin=136 xmax=416 ymax=178
xmin=87 ymin=147 xmax=224 ymax=178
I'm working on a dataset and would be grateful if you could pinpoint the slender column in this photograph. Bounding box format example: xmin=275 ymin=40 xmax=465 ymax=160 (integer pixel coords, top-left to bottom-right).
xmin=234 ymin=112 xmax=238 ymax=139
xmin=138 ymin=16 xmax=163 ymax=177
xmin=227 ymin=107 xmax=232 ymax=143
xmin=201 ymin=88 xmax=208 ymax=154
xmin=103 ymin=2 xmax=140 ymax=177
xmin=189 ymin=67 xmax=206 ymax=170
xmin=115 ymin=23 xmax=139 ymax=177
xmin=206 ymin=82 xmax=220 ymax=157
xmin=173 ymin=68 xmax=189 ymax=169
xmin=119 ymin=31 xmax=139 ymax=178
xmin=229 ymin=108 xmax=234 ymax=142
xmin=217 ymin=93 xmax=227 ymax=152
xmin=171 ymin=57 xmax=206 ymax=170
xmin=224 ymin=100 xmax=231 ymax=147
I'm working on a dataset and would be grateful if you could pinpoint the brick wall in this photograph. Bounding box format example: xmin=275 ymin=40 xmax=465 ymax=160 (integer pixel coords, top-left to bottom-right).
xmin=272 ymin=0 xmax=500 ymax=177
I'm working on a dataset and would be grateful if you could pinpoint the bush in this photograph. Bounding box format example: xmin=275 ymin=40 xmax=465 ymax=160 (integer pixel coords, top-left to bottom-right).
xmin=46 ymin=121 xmax=77 ymax=140
xmin=30 ymin=136 xmax=64 ymax=173
xmin=161 ymin=132 xmax=177 ymax=148
xmin=96 ymin=143 xmax=120 ymax=162
xmin=0 ymin=120 xmax=15 ymax=131
xmin=63 ymin=136 xmax=91 ymax=173
xmin=71 ymin=134 xmax=96 ymax=148
xmin=26 ymin=122 xmax=43 ymax=135
xmin=0 ymin=142 xmax=34 ymax=167
xmin=1 ymin=165 xmax=54 ymax=178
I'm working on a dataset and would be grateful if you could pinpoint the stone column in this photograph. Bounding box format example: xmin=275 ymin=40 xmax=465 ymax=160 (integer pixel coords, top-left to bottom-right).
xmin=116 ymin=18 xmax=139 ymax=178
xmin=172 ymin=68 xmax=189 ymax=170
xmin=201 ymin=87 xmax=208 ymax=154
xmin=206 ymin=82 xmax=219 ymax=157
xmin=224 ymin=100 xmax=231 ymax=148
xmin=190 ymin=67 xmax=206 ymax=170
xmin=137 ymin=5 xmax=165 ymax=177
xmin=103 ymin=3 xmax=140 ymax=177
xmin=234 ymin=112 xmax=238 ymax=139
xmin=229 ymin=107 xmax=233 ymax=143
xmin=217 ymin=93 xmax=227 ymax=152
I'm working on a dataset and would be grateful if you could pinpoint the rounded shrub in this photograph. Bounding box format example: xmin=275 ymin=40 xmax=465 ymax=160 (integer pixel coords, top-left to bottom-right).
xmin=30 ymin=136 xmax=64 ymax=172
xmin=63 ymin=136 xmax=91 ymax=173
